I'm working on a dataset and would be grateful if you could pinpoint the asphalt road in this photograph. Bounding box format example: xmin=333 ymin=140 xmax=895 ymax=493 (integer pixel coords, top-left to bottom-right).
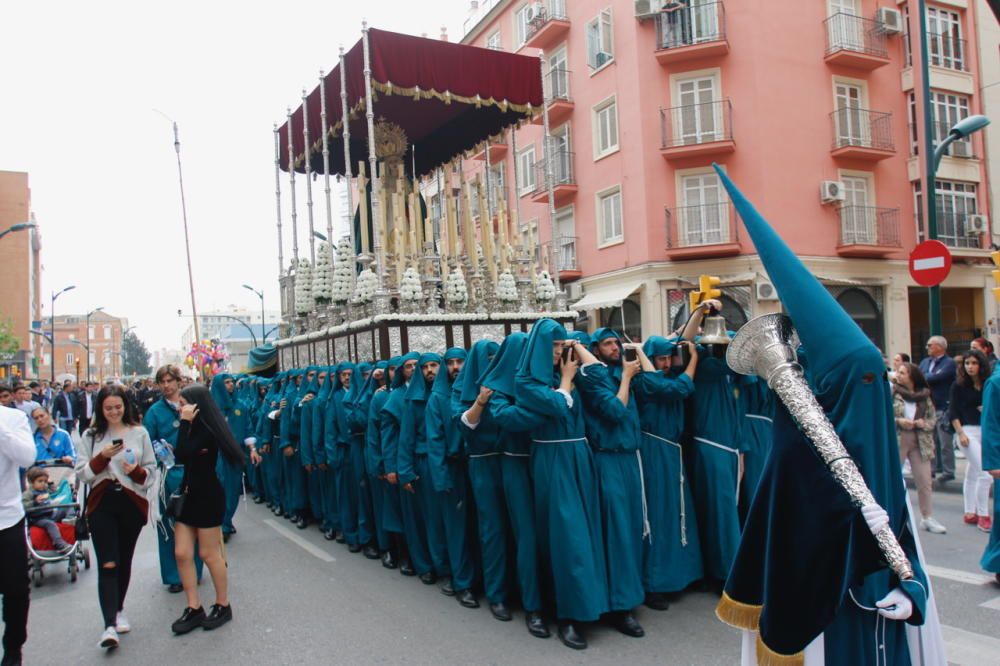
xmin=16 ymin=472 xmax=1000 ymax=666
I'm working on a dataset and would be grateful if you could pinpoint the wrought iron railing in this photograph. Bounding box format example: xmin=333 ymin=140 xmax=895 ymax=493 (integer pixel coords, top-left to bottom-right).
xmin=824 ymin=12 xmax=888 ymax=59
xmin=837 ymin=206 xmax=901 ymax=247
xmin=533 ymin=150 xmax=575 ymax=194
xmin=830 ymin=107 xmax=894 ymax=152
xmin=657 ymin=1 xmax=726 ymax=50
xmin=526 ymin=0 xmax=568 ymax=41
xmin=929 ymin=33 xmax=967 ymax=71
xmin=544 ymin=67 xmax=571 ymax=102
xmin=660 ymin=98 xmax=733 ymax=148
xmin=908 ymin=121 xmax=976 ymax=158
xmin=544 ymin=235 xmax=578 ymax=271
xmin=928 ymin=210 xmax=984 ymax=249
xmin=665 ymin=202 xmax=737 ymax=248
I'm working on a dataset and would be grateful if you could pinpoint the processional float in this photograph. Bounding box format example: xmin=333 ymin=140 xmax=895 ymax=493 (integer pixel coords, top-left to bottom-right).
xmin=270 ymin=26 xmax=576 ymax=369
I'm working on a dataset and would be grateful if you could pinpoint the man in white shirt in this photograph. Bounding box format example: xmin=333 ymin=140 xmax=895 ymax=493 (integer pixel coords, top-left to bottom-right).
xmin=11 ymin=386 xmax=41 ymax=434
xmin=0 ymin=403 xmax=38 ymax=666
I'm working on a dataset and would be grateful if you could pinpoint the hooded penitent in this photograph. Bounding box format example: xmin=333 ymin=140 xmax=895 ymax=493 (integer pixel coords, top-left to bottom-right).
xmin=980 ymin=363 xmax=1000 ymax=575
xmin=711 ymin=165 xmax=928 ymax=665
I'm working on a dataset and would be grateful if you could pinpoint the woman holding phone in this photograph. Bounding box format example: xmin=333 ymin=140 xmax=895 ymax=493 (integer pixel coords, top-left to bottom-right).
xmin=76 ymin=385 xmax=156 ymax=650
xmin=170 ymin=384 xmax=246 ymax=635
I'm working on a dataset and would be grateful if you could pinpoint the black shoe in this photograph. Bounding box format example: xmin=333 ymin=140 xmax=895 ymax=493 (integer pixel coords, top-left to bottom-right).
xmin=323 ymin=529 xmax=337 ymax=541
xmin=456 ymin=589 xmax=479 ymax=608
xmin=253 ymin=496 xmax=265 ymax=504
xmin=382 ymin=551 xmax=398 ymax=569
xmin=419 ymin=572 xmax=437 ymax=585
xmin=362 ymin=545 xmax=379 ymax=560
xmin=167 ymin=583 xmax=184 ymax=594
xmin=335 ymin=533 xmax=347 ymax=544
xmin=610 ymin=612 xmax=645 ymax=638
xmin=222 ymin=532 xmax=231 ymax=544
xmin=202 ymin=603 xmax=232 ymax=631
xmin=440 ymin=578 xmax=455 ymax=596
xmin=525 ymin=611 xmax=549 ymax=637
xmin=490 ymin=602 xmax=512 ymax=621
xmin=171 ymin=606 xmax=206 ymax=634
xmin=399 ymin=559 xmax=415 ymax=576
xmin=557 ymin=622 xmax=587 ymax=650
xmin=644 ymin=592 xmax=670 ymax=611
xmin=1 ymin=650 xmax=23 ymax=666
xmin=295 ymin=517 xmax=309 ymax=530
xmin=348 ymin=543 xmax=362 ymax=553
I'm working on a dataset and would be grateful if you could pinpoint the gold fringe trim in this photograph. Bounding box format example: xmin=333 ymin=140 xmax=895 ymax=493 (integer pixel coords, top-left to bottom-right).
xmin=755 ymin=635 xmax=804 ymax=666
xmin=715 ymin=591 xmax=762 ymax=631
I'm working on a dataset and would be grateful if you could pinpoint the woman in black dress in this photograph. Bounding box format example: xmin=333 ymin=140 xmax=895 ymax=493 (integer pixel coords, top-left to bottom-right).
xmin=170 ymin=384 xmax=245 ymax=634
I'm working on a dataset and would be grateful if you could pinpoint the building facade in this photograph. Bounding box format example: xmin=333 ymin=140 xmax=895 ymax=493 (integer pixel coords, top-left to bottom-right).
xmin=0 ymin=171 xmax=42 ymax=380
xmin=39 ymin=311 xmax=129 ymax=382
xmin=181 ymin=307 xmax=281 ymax=349
xmin=458 ymin=0 xmax=995 ymax=358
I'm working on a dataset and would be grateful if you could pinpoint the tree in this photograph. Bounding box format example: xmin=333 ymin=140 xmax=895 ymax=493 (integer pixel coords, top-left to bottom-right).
xmin=122 ymin=330 xmax=152 ymax=375
xmin=0 ymin=318 xmax=19 ymax=361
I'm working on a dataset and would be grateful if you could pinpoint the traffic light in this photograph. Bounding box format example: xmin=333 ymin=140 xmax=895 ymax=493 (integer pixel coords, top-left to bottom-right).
xmin=992 ymin=251 xmax=1000 ymax=302
xmin=690 ymin=274 xmax=722 ymax=312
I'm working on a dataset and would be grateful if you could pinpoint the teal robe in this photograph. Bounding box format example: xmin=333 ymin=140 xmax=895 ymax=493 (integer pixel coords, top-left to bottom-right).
xmin=210 ymin=373 xmax=244 ymax=535
xmin=279 ymin=370 xmax=308 ymax=515
xmin=980 ymin=364 xmax=1000 ymax=574
xmin=740 ymin=375 xmax=775 ymax=508
xmin=360 ymin=361 xmax=390 ymax=550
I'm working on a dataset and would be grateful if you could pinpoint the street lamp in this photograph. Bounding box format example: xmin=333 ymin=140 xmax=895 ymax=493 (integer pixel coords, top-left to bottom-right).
xmin=0 ymin=222 xmax=37 ymax=241
xmin=85 ymin=307 xmax=104 ymax=382
xmin=50 ymin=285 xmax=76 ymax=382
xmin=242 ymin=284 xmax=267 ymax=344
xmin=312 ymin=230 xmax=328 ymax=242
xmin=932 ymin=115 xmax=990 ymax=172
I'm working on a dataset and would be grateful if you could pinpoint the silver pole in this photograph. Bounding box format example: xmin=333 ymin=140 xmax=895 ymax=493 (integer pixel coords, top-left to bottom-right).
xmin=511 ymin=126 xmax=522 ymax=244
xmin=286 ymin=108 xmax=300 ymax=264
xmin=339 ymin=48 xmax=356 ymax=253
xmin=303 ymin=89 xmax=316 ymax=264
xmin=273 ymin=123 xmax=285 ymax=276
xmin=319 ymin=70 xmax=335 ymax=245
xmin=539 ymin=50 xmax=561 ymax=293
xmin=484 ymin=138 xmax=494 ymax=221
xmin=362 ymin=22 xmax=385 ymax=290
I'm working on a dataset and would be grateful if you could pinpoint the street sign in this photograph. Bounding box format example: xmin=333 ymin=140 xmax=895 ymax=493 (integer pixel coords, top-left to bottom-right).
xmin=909 ymin=240 xmax=952 ymax=287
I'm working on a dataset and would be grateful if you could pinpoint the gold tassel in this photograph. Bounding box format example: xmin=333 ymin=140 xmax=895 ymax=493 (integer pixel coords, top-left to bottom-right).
xmin=755 ymin=634 xmax=804 ymax=666
xmin=715 ymin=591 xmax=762 ymax=631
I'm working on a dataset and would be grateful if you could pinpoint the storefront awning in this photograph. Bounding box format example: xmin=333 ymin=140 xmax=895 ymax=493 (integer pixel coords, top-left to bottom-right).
xmin=572 ymin=282 xmax=643 ymax=311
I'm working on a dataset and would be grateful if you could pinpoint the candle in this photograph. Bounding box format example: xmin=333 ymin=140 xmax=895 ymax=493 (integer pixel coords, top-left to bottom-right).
xmin=498 ymin=204 xmax=509 ymax=272
xmin=357 ymin=162 xmax=371 ymax=255
xmin=446 ymin=170 xmax=459 ymax=257
xmin=477 ymin=176 xmax=497 ymax=286
xmin=462 ymin=175 xmax=476 ymax=269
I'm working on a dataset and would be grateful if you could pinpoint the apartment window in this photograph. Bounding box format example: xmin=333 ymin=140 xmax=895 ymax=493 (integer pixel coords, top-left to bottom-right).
xmin=834 ymin=81 xmax=867 ymax=147
xmin=927 ymin=6 xmax=964 ymax=70
xmin=932 ymin=91 xmax=972 ymax=156
xmin=516 ymin=146 xmax=536 ymax=195
xmin=486 ymin=30 xmax=502 ymax=51
xmin=89 ymin=351 xmax=96 ymax=365
xmin=88 ymin=326 xmax=95 ymax=338
xmin=103 ymin=351 xmax=111 ymax=364
xmin=554 ymin=206 xmax=577 ymax=270
xmin=675 ymin=75 xmax=721 ymax=144
xmin=103 ymin=325 xmax=111 ymax=340
xmin=597 ymin=186 xmax=623 ymax=245
xmin=547 ymin=47 xmax=570 ymax=100
xmin=514 ymin=3 xmax=537 ymax=48
xmin=660 ymin=0 xmax=722 ymax=49
xmin=520 ymin=219 xmax=540 ymax=264
xmin=593 ymin=96 xmax=619 ymax=159
xmin=548 ymin=124 xmax=572 ymax=184
xmin=68 ymin=333 xmax=76 ymax=341
xmin=42 ymin=353 xmax=50 ymax=367
xmin=66 ymin=353 xmax=74 ymax=366
xmin=680 ymin=172 xmax=728 ymax=245
xmin=487 ymin=162 xmax=506 ymax=211
xmin=915 ymin=180 xmax=979 ymax=248
xmin=586 ymin=9 xmax=614 ymax=71
xmin=840 ymin=174 xmax=876 ymax=245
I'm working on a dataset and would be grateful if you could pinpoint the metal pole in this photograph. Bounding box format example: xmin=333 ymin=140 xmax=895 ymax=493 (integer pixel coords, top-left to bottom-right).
xmin=339 ymin=50 xmax=356 ymax=247
xmin=273 ymin=124 xmax=285 ymax=277
xmin=303 ymin=90 xmax=317 ymax=264
xmin=918 ymin=0 xmax=942 ymax=337
xmin=172 ymin=122 xmax=201 ymax=345
xmin=320 ymin=70 xmax=335 ymax=245
xmin=362 ymin=23 xmax=385 ymax=291
xmin=538 ymin=50 xmax=561 ymax=293
xmin=484 ymin=138 xmax=494 ymax=221
xmin=511 ymin=126 xmax=522 ymax=247
xmin=85 ymin=312 xmax=91 ymax=382
xmin=287 ymin=108 xmax=300 ymax=265
xmin=260 ymin=293 xmax=267 ymax=344
xmin=49 ymin=292 xmax=55 ymax=383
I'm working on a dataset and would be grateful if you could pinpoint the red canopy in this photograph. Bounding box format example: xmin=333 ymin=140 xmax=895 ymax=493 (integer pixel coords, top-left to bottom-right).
xmin=278 ymin=28 xmax=544 ymax=177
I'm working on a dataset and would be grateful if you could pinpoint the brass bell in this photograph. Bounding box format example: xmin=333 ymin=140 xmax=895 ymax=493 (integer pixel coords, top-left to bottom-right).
xmin=699 ymin=310 xmax=731 ymax=345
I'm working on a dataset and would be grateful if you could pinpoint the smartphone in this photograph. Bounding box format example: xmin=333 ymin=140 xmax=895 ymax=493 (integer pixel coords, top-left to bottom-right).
xmin=112 ymin=438 xmax=124 ymax=448
xmin=562 ymin=344 xmax=574 ymax=363
xmin=624 ymin=347 xmax=638 ymax=362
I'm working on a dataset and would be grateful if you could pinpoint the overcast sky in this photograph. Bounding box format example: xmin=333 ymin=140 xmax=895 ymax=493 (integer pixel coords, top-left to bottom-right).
xmin=1 ymin=1 xmax=469 ymax=351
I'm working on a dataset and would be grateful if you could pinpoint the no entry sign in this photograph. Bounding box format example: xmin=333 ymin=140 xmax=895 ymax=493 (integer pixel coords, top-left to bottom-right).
xmin=909 ymin=240 xmax=953 ymax=287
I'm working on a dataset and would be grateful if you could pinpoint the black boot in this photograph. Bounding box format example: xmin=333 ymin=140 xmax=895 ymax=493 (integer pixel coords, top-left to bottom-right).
xmin=398 ymin=559 xmax=415 ymax=576
xmin=557 ymin=621 xmax=586 ymax=650
xmin=455 ymin=589 xmax=479 ymax=608
xmin=490 ymin=602 xmax=512 ymax=621
xmin=381 ymin=550 xmax=398 ymax=569
xmin=525 ymin=611 xmax=549 ymax=638
xmin=362 ymin=544 xmax=379 ymax=560
xmin=440 ymin=577 xmax=455 ymax=596
xmin=418 ymin=571 xmax=436 ymax=585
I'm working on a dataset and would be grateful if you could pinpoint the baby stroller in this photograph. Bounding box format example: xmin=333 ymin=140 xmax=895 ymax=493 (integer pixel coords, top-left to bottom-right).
xmin=24 ymin=461 xmax=91 ymax=587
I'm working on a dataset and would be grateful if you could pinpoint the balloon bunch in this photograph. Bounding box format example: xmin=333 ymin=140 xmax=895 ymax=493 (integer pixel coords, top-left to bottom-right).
xmin=184 ymin=339 xmax=230 ymax=378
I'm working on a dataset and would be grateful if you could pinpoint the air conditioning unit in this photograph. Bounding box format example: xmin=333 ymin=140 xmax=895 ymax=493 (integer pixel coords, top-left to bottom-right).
xmin=756 ymin=280 xmax=780 ymax=302
xmin=634 ymin=0 xmax=662 ymax=19
xmin=966 ymin=214 xmax=989 ymax=236
xmin=566 ymin=282 xmax=583 ymax=301
xmin=877 ymin=7 xmax=903 ymax=34
xmin=820 ymin=180 xmax=847 ymax=204
xmin=950 ymin=140 xmax=972 ymax=158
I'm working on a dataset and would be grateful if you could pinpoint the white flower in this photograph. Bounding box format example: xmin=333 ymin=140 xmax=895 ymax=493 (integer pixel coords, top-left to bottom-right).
xmin=400 ymin=266 xmax=423 ymax=302
xmin=352 ymin=268 xmax=378 ymax=304
xmin=445 ymin=267 xmax=468 ymax=304
xmin=331 ymin=238 xmax=354 ymax=303
xmin=497 ymin=270 xmax=519 ymax=303
xmin=535 ymin=271 xmax=556 ymax=303
xmin=312 ymin=242 xmax=335 ymax=302
xmin=295 ymin=259 xmax=314 ymax=314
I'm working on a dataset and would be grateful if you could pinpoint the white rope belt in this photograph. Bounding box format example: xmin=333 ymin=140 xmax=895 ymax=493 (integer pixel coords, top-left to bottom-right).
xmin=532 ymin=437 xmax=588 ymax=444
xmin=468 ymin=452 xmax=502 ymax=459
xmin=502 ymin=452 xmax=530 ymax=458
xmin=642 ymin=431 xmax=687 ymax=547
xmin=745 ymin=414 xmax=773 ymax=423
xmin=635 ymin=450 xmax=651 ymax=543
xmin=694 ymin=436 xmax=741 ymax=507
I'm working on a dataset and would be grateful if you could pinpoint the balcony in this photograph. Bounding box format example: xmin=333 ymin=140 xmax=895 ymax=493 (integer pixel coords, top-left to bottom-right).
xmin=544 ymin=235 xmax=581 ymax=282
xmin=655 ymin=1 xmax=728 ymax=65
xmin=471 ymin=142 xmax=508 ymax=162
xmin=664 ymin=202 xmax=741 ymax=259
xmin=530 ymin=150 xmax=577 ymax=205
xmin=531 ymin=68 xmax=573 ymax=126
xmin=835 ymin=206 xmax=901 ymax=257
xmin=660 ymin=98 xmax=735 ymax=161
xmin=928 ymin=211 xmax=987 ymax=252
xmin=830 ymin=107 xmax=894 ymax=160
xmin=824 ymin=13 xmax=890 ymax=70
xmin=524 ymin=1 xmax=570 ymax=50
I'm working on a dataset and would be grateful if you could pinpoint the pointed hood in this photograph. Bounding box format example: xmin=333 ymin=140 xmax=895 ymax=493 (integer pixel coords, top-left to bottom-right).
xmin=406 ymin=353 xmax=443 ymax=402
xmin=481 ymin=332 xmax=528 ymax=398
xmin=347 ymin=362 xmax=373 ymax=405
xmin=457 ymin=340 xmax=499 ymax=403
xmin=432 ymin=348 xmax=467 ymax=397
xmin=515 ymin=319 xmax=568 ymax=406
xmin=301 ymin=366 xmax=321 ymax=396
xmin=333 ymin=363 xmax=355 ymax=399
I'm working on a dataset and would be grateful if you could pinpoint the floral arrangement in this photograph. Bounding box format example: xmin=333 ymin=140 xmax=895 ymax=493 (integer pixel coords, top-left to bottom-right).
xmin=497 ymin=270 xmax=519 ymax=303
xmin=445 ymin=266 xmax=468 ymax=304
xmin=400 ymin=266 xmax=423 ymax=302
xmin=331 ymin=238 xmax=354 ymax=303
xmin=294 ymin=259 xmax=314 ymax=314
xmin=352 ymin=268 xmax=378 ymax=304
xmin=535 ymin=270 xmax=556 ymax=303
xmin=312 ymin=242 xmax=334 ymax=304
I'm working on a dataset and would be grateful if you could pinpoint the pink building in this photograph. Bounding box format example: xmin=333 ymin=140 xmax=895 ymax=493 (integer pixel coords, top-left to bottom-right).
xmin=457 ymin=0 xmax=994 ymax=358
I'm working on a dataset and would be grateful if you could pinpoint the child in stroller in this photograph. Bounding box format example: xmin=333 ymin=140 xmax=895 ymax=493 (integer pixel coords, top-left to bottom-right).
xmin=23 ymin=466 xmax=74 ymax=554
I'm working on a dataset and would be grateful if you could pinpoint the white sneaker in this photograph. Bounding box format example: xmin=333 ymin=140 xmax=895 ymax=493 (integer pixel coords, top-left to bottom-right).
xmin=115 ymin=611 xmax=131 ymax=633
xmin=920 ymin=517 xmax=947 ymax=534
xmin=99 ymin=627 xmax=119 ymax=649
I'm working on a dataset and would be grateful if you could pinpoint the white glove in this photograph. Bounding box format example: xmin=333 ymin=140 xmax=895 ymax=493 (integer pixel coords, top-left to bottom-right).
xmin=244 ymin=437 xmax=257 ymax=447
xmin=876 ymin=587 xmax=913 ymax=621
xmin=861 ymin=504 xmax=889 ymax=536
